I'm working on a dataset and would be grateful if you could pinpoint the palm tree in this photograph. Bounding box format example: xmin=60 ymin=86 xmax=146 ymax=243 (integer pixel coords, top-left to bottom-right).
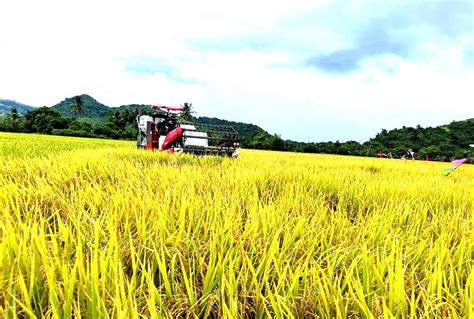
xmin=6 ymin=107 xmax=20 ymax=131
xmin=179 ymin=102 xmax=195 ymax=122
xmin=71 ymin=95 xmax=84 ymax=118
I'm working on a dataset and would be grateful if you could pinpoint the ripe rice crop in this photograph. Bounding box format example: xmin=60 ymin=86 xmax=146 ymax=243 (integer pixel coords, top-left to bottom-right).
xmin=0 ymin=132 xmax=473 ymax=318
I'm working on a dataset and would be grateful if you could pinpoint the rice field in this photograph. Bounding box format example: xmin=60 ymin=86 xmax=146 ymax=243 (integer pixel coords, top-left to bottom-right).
xmin=0 ymin=132 xmax=473 ymax=318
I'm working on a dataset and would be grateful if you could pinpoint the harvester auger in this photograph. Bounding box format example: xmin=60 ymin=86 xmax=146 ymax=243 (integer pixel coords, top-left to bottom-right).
xmin=136 ymin=105 xmax=240 ymax=157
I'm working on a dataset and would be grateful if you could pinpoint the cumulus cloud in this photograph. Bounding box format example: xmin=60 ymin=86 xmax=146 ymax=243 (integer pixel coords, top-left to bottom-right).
xmin=308 ymin=1 xmax=473 ymax=73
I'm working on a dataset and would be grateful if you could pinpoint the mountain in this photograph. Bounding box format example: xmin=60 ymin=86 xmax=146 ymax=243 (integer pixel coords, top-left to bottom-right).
xmin=51 ymin=94 xmax=109 ymax=123
xmin=0 ymin=99 xmax=35 ymax=115
xmin=52 ymin=96 xmax=159 ymax=124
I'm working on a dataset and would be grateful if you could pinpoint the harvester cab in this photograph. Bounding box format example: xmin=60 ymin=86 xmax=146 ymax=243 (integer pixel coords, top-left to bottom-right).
xmin=136 ymin=105 xmax=240 ymax=157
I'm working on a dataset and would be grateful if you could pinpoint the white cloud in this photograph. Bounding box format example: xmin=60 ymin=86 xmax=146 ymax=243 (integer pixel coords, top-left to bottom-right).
xmin=0 ymin=0 xmax=473 ymax=142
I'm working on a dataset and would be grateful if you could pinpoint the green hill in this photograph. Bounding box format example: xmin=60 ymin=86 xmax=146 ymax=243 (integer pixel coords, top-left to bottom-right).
xmin=52 ymin=94 xmax=109 ymax=123
xmin=52 ymin=94 xmax=109 ymax=124
xmin=364 ymin=118 xmax=474 ymax=160
xmin=52 ymin=97 xmax=161 ymax=124
xmin=0 ymin=100 xmax=35 ymax=115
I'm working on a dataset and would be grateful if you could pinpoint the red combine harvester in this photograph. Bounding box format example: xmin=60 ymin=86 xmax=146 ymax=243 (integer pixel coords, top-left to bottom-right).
xmin=136 ymin=105 xmax=240 ymax=157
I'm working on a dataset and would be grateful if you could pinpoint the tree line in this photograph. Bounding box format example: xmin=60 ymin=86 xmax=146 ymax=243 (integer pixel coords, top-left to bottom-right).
xmin=0 ymin=106 xmax=139 ymax=140
xmin=199 ymin=117 xmax=473 ymax=161
xmin=0 ymin=101 xmax=199 ymax=141
xmin=0 ymin=105 xmax=472 ymax=162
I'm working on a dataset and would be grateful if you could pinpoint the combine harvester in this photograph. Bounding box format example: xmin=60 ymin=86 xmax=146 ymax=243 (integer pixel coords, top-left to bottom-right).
xmin=136 ymin=105 xmax=240 ymax=157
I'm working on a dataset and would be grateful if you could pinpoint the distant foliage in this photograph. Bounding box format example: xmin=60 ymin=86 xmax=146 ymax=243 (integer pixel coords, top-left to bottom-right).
xmin=364 ymin=119 xmax=474 ymax=161
xmin=52 ymin=94 xmax=109 ymax=121
xmin=0 ymin=102 xmax=472 ymax=161
xmin=70 ymin=95 xmax=85 ymax=117
xmin=179 ymin=102 xmax=195 ymax=122
xmin=24 ymin=107 xmax=68 ymax=134
xmin=2 ymin=107 xmax=24 ymax=132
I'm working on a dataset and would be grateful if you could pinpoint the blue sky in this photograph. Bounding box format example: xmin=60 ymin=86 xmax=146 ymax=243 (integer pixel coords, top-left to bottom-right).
xmin=0 ymin=0 xmax=473 ymax=142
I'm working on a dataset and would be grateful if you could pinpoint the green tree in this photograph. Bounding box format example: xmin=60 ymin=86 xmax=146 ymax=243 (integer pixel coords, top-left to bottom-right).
xmin=25 ymin=107 xmax=68 ymax=134
xmin=270 ymin=134 xmax=285 ymax=151
xmin=71 ymin=95 xmax=84 ymax=118
xmin=5 ymin=107 xmax=22 ymax=132
xmin=179 ymin=102 xmax=195 ymax=122
xmin=418 ymin=145 xmax=443 ymax=161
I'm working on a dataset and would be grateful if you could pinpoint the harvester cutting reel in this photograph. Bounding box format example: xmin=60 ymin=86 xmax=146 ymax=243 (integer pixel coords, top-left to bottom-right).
xmin=136 ymin=105 xmax=240 ymax=158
